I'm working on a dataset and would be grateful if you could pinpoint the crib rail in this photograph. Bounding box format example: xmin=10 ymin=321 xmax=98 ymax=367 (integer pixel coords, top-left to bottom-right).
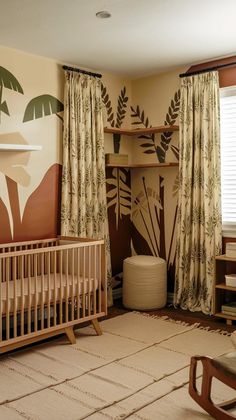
xmin=0 ymin=237 xmax=107 ymax=352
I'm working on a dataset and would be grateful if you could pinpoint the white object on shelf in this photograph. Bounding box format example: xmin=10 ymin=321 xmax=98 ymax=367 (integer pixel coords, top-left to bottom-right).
xmin=225 ymin=274 xmax=236 ymax=287
xmin=226 ymin=242 xmax=236 ymax=258
xmin=0 ymin=144 xmax=42 ymax=151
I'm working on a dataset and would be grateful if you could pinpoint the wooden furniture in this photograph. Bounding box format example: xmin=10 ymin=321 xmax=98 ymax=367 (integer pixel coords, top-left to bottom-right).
xmin=104 ymin=125 xmax=179 ymax=168
xmin=189 ymin=353 xmax=236 ymax=419
xmin=0 ymin=236 xmax=107 ymax=353
xmin=106 ymin=162 xmax=179 ymax=168
xmin=213 ymin=255 xmax=236 ymax=325
xmin=104 ymin=125 xmax=179 ymax=136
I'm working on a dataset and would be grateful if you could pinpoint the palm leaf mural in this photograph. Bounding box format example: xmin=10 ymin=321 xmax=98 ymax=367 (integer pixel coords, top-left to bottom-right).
xmin=159 ymin=90 xmax=181 ymax=162
xmin=132 ymin=174 xmax=179 ymax=288
xmin=132 ymin=180 xmax=162 ymax=256
xmin=131 ymin=90 xmax=180 ymax=162
xmin=101 ymin=83 xmax=115 ymax=127
xmin=0 ymin=66 xmax=24 ymax=93
xmin=23 ymin=94 xmax=64 ymax=122
xmin=0 ymin=66 xmax=24 ymax=121
xmin=106 ymin=168 xmax=131 ymax=229
xmin=115 ymin=86 xmax=128 ymax=128
xmin=101 ymin=83 xmax=128 ymax=153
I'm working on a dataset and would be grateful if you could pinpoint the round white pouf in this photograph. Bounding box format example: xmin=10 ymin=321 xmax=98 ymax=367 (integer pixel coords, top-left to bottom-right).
xmin=123 ymin=255 xmax=167 ymax=310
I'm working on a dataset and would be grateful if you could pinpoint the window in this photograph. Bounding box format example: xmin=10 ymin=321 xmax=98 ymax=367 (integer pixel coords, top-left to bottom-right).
xmin=220 ymin=86 xmax=236 ymax=237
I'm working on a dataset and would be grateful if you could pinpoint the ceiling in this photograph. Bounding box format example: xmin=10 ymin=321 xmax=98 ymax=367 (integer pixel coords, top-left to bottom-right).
xmin=1 ymin=0 xmax=236 ymax=78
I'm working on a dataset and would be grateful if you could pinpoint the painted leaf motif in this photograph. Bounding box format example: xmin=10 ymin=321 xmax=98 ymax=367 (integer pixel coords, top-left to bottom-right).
xmin=23 ymin=94 xmax=64 ymax=122
xmin=0 ymin=66 xmax=24 ymax=93
xmin=0 ymin=101 xmax=10 ymax=116
xmin=106 ymin=168 xmax=131 ymax=229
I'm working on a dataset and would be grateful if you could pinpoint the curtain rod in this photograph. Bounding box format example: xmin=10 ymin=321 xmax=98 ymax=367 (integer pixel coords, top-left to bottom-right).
xmin=179 ymin=60 xmax=236 ymax=78
xmin=62 ymin=65 xmax=102 ymax=78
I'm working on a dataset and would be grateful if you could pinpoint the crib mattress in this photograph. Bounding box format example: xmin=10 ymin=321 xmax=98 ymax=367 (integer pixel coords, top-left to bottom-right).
xmin=0 ymin=274 xmax=98 ymax=314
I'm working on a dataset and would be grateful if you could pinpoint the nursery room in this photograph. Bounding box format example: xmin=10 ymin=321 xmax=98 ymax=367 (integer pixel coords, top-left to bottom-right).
xmin=1 ymin=0 xmax=236 ymax=419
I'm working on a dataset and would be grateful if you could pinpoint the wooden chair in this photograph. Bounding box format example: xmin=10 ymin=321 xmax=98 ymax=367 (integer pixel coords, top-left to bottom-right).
xmin=189 ymin=353 xmax=236 ymax=419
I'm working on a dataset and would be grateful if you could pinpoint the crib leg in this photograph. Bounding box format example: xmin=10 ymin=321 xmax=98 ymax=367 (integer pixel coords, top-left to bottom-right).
xmin=91 ymin=319 xmax=102 ymax=336
xmin=65 ymin=327 xmax=76 ymax=344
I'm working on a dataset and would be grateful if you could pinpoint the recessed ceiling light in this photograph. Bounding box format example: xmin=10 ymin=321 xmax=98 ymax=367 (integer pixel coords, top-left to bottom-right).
xmin=96 ymin=11 xmax=111 ymax=19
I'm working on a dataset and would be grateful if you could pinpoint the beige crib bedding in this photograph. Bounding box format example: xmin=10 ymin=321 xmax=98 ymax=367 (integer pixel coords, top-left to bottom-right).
xmin=1 ymin=274 xmax=99 ymax=314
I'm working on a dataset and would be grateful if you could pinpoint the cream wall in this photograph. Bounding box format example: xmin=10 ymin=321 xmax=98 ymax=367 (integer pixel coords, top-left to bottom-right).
xmin=0 ymin=45 xmax=132 ymax=242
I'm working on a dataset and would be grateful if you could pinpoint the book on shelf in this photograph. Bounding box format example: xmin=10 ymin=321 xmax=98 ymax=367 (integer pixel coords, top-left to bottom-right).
xmin=221 ymin=309 xmax=236 ymax=317
xmin=221 ymin=302 xmax=236 ymax=313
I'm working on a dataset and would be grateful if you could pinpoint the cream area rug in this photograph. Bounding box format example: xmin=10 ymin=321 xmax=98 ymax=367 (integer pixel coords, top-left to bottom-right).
xmin=0 ymin=312 xmax=235 ymax=420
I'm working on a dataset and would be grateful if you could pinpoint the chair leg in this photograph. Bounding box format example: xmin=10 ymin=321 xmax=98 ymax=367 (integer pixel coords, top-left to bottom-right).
xmin=91 ymin=319 xmax=102 ymax=336
xmin=189 ymin=356 xmax=236 ymax=420
xmin=219 ymin=398 xmax=236 ymax=411
xmin=65 ymin=326 xmax=76 ymax=344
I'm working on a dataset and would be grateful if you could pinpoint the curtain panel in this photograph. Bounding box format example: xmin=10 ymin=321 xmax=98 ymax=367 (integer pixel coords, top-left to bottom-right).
xmin=174 ymin=71 xmax=222 ymax=314
xmin=61 ymin=71 xmax=112 ymax=305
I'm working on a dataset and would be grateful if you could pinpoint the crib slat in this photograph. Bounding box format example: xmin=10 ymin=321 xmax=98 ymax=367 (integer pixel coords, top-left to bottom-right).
xmin=6 ymin=257 xmax=10 ymax=340
xmin=76 ymin=248 xmax=80 ymax=320
xmin=47 ymin=253 xmax=51 ymax=329
xmin=13 ymin=256 xmax=17 ymax=338
xmin=65 ymin=249 xmax=68 ymax=323
xmin=82 ymin=247 xmax=86 ymax=318
xmin=93 ymin=245 xmax=97 ymax=315
xmin=27 ymin=254 xmax=31 ymax=334
xmin=98 ymin=245 xmax=102 ymax=314
xmin=20 ymin=255 xmax=24 ymax=336
xmin=88 ymin=246 xmax=91 ymax=317
xmin=41 ymin=253 xmax=44 ymax=330
xmin=71 ymin=248 xmax=75 ymax=321
xmin=53 ymin=251 xmax=57 ymax=326
xmin=59 ymin=250 xmax=63 ymax=324
xmin=34 ymin=254 xmax=38 ymax=332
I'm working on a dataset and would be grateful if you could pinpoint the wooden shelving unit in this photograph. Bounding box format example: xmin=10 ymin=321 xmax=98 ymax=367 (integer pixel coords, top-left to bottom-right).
xmin=0 ymin=144 xmax=42 ymax=151
xmin=213 ymin=254 xmax=236 ymax=325
xmin=104 ymin=125 xmax=179 ymax=136
xmin=106 ymin=162 xmax=179 ymax=168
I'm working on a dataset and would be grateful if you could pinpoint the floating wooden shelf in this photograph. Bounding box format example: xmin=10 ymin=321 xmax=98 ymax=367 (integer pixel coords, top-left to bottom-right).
xmin=106 ymin=162 xmax=179 ymax=168
xmin=104 ymin=125 xmax=179 ymax=136
xmin=214 ymin=312 xmax=236 ymax=321
xmin=0 ymin=144 xmax=42 ymax=151
xmin=215 ymin=254 xmax=236 ymax=262
xmin=215 ymin=282 xmax=236 ymax=291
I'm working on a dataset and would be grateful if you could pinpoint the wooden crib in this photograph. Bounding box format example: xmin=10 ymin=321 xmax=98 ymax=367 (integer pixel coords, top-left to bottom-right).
xmin=0 ymin=236 xmax=107 ymax=353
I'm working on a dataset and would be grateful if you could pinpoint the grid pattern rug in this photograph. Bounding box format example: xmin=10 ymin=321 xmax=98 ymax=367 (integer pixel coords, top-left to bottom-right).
xmin=0 ymin=312 xmax=235 ymax=420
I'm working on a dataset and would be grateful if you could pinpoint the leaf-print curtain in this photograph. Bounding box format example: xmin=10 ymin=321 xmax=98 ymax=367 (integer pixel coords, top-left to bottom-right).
xmin=174 ymin=71 xmax=222 ymax=314
xmin=61 ymin=70 xmax=112 ymax=306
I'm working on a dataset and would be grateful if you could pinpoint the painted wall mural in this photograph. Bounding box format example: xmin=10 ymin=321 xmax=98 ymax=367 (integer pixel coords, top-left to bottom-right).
xmin=0 ymin=46 xmax=181 ymax=298
xmin=104 ymin=76 xmax=180 ymax=295
xmin=0 ymin=56 xmax=63 ymax=244
xmin=102 ymin=83 xmax=128 ymax=153
xmin=131 ymin=90 xmax=180 ymax=162
xmin=132 ymin=172 xmax=179 ymax=291
xmin=0 ymin=66 xmax=24 ymax=121
xmin=102 ymin=82 xmax=132 ymax=291
xmin=23 ymin=94 xmax=64 ymax=123
xmin=106 ymin=167 xmax=132 ymax=286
